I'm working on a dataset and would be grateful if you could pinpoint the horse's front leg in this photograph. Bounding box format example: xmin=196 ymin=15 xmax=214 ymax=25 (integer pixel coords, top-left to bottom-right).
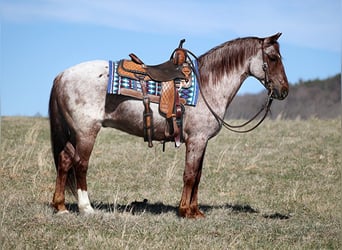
xmin=179 ymin=138 xmax=207 ymax=218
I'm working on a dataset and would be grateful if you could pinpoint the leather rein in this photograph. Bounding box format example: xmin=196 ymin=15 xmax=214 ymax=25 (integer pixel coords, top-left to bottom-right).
xmin=182 ymin=41 xmax=273 ymax=133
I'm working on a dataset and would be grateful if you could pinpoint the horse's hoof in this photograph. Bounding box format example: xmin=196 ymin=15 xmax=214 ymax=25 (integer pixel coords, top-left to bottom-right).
xmin=185 ymin=211 xmax=205 ymax=219
xmin=55 ymin=210 xmax=69 ymax=215
xmin=79 ymin=205 xmax=95 ymax=215
xmin=178 ymin=207 xmax=205 ymax=219
xmin=194 ymin=210 xmax=205 ymax=219
xmin=178 ymin=207 xmax=188 ymax=218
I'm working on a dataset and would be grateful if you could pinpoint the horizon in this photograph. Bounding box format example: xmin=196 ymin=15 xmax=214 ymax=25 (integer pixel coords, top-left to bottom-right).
xmin=2 ymin=74 xmax=340 ymax=118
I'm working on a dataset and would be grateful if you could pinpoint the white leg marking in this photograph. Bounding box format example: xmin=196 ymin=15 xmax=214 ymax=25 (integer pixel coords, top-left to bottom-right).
xmin=77 ymin=189 xmax=95 ymax=215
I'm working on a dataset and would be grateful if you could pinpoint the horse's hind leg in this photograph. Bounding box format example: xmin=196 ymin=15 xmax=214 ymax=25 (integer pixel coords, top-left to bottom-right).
xmin=52 ymin=132 xmax=99 ymax=215
xmin=52 ymin=142 xmax=75 ymax=214
xmin=74 ymin=132 xmax=100 ymax=215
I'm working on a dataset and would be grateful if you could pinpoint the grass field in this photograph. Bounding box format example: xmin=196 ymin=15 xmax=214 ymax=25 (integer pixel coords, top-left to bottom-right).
xmin=0 ymin=117 xmax=341 ymax=249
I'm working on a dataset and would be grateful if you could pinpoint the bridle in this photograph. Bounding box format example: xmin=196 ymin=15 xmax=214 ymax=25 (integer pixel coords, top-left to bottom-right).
xmin=221 ymin=40 xmax=274 ymax=133
xmin=183 ymin=40 xmax=273 ymax=133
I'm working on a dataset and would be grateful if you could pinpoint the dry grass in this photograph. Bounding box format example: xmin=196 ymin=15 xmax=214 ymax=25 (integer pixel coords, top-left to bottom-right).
xmin=0 ymin=117 xmax=341 ymax=249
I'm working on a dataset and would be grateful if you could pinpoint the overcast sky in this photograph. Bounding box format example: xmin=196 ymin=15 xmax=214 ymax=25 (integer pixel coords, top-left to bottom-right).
xmin=1 ymin=0 xmax=340 ymax=116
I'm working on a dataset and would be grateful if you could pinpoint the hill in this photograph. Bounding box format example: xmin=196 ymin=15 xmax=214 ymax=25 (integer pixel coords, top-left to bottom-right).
xmin=226 ymin=74 xmax=341 ymax=119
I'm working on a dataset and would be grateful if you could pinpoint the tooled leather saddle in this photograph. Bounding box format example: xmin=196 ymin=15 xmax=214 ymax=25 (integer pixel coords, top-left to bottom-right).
xmin=117 ymin=39 xmax=192 ymax=148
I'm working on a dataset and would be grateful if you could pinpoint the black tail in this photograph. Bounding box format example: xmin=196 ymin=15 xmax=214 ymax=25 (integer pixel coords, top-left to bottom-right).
xmin=49 ymin=74 xmax=77 ymax=196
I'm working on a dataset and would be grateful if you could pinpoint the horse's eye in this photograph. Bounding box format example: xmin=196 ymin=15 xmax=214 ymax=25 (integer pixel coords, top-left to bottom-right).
xmin=268 ymin=54 xmax=278 ymax=62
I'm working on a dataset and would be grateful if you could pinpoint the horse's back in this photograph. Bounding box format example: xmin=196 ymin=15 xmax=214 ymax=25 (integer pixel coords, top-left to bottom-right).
xmin=57 ymin=60 xmax=108 ymax=84
xmin=52 ymin=60 xmax=110 ymax=130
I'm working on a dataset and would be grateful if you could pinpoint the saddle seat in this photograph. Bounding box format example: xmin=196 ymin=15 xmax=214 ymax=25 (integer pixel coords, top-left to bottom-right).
xmin=118 ymin=52 xmax=191 ymax=82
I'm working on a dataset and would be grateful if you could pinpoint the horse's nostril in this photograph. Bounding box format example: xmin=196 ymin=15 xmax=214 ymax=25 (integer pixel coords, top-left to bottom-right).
xmin=281 ymin=88 xmax=288 ymax=99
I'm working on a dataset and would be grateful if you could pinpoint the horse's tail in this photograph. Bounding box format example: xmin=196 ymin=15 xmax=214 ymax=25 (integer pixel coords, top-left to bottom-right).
xmin=49 ymin=74 xmax=77 ymax=197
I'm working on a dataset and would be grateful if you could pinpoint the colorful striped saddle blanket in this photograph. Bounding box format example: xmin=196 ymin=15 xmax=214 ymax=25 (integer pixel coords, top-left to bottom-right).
xmin=107 ymin=60 xmax=199 ymax=106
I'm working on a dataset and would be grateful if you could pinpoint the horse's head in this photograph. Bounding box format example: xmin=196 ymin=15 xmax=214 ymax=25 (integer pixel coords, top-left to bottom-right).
xmin=249 ymin=33 xmax=289 ymax=100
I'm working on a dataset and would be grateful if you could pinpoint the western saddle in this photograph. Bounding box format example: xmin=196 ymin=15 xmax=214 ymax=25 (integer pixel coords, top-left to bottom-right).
xmin=117 ymin=39 xmax=192 ymax=148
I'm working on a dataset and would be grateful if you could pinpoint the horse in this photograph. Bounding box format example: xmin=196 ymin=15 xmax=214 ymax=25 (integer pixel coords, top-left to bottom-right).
xmin=49 ymin=33 xmax=289 ymax=218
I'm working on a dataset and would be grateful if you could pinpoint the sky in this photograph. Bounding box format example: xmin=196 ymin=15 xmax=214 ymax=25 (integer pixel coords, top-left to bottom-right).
xmin=0 ymin=0 xmax=340 ymax=116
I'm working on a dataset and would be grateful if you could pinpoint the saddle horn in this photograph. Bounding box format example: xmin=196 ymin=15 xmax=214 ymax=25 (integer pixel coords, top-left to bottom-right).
xmin=178 ymin=39 xmax=186 ymax=48
xmin=173 ymin=39 xmax=187 ymax=65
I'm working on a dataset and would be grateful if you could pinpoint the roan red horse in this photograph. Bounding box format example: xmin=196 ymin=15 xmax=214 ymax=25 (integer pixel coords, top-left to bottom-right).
xmin=49 ymin=33 xmax=288 ymax=218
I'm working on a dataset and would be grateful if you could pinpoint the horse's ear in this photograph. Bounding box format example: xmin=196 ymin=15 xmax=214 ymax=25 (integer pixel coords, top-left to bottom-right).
xmin=264 ymin=32 xmax=282 ymax=44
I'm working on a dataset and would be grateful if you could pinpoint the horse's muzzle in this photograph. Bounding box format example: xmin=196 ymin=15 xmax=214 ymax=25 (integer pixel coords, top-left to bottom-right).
xmin=271 ymin=86 xmax=288 ymax=100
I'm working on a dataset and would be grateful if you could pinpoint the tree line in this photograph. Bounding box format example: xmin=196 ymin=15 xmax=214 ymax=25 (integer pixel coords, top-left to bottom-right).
xmin=226 ymin=74 xmax=341 ymax=120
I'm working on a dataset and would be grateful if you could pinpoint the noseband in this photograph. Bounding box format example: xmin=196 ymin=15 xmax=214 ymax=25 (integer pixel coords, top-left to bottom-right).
xmin=184 ymin=41 xmax=273 ymax=133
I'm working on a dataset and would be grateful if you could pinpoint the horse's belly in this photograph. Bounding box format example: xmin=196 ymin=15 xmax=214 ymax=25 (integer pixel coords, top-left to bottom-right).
xmin=103 ymin=99 xmax=167 ymax=140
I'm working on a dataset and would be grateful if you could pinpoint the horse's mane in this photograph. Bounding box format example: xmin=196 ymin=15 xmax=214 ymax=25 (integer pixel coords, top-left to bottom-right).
xmin=198 ymin=37 xmax=261 ymax=85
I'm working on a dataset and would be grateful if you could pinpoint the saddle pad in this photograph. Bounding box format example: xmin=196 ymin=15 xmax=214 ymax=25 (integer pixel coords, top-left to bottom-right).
xmin=107 ymin=60 xmax=199 ymax=106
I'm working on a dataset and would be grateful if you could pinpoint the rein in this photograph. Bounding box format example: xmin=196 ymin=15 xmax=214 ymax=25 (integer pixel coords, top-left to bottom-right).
xmin=181 ymin=41 xmax=273 ymax=133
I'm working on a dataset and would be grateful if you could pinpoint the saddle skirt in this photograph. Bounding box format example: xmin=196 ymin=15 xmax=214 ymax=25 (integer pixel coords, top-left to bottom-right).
xmin=107 ymin=60 xmax=199 ymax=107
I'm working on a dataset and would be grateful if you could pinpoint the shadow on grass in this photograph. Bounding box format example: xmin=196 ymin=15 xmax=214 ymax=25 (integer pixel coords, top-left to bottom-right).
xmin=63 ymin=199 xmax=290 ymax=220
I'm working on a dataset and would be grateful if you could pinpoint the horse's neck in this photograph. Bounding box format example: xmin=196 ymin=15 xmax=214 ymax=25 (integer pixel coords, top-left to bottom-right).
xmin=198 ymin=63 xmax=249 ymax=117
